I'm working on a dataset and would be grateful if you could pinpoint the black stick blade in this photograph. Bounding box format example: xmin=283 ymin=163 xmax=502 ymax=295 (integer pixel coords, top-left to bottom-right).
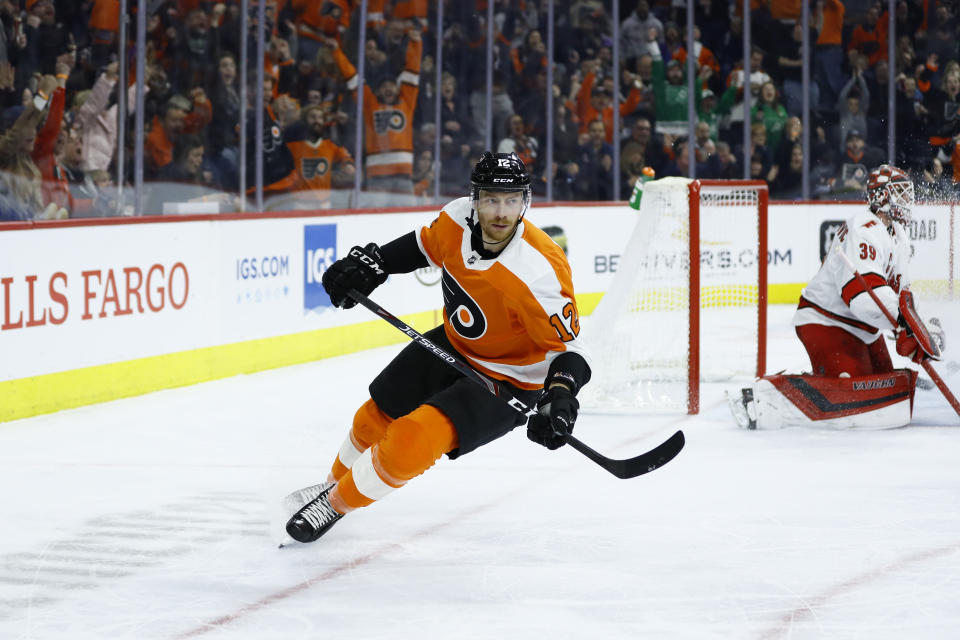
xmin=565 ymin=430 xmax=685 ymax=479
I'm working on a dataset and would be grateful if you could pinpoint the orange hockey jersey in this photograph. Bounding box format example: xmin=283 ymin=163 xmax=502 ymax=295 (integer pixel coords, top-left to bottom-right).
xmin=415 ymin=197 xmax=590 ymax=390
xmin=287 ymin=137 xmax=354 ymax=198
xmin=333 ymin=38 xmax=421 ymax=179
xmin=89 ymin=0 xmax=119 ymax=33
xmin=293 ymin=0 xmax=386 ymax=41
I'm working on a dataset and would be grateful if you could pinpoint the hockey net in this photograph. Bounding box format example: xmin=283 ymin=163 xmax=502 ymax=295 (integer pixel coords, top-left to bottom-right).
xmin=579 ymin=178 xmax=768 ymax=414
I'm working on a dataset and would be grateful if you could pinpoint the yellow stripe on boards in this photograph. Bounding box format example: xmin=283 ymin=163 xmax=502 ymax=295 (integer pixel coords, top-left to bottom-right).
xmin=578 ymin=284 xmax=806 ymax=312
xmin=1 ymin=287 xmax=809 ymax=424
xmin=768 ymin=283 xmax=804 ymax=305
xmin=0 ymin=309 xmax=443 ymax=424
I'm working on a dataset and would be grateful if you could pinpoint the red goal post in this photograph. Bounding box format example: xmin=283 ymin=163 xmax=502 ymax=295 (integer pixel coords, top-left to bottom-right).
xmin=579 ymin=178 xmax=769 ymax=415
xmin=689 ymin=180 xmax=769 ymax=413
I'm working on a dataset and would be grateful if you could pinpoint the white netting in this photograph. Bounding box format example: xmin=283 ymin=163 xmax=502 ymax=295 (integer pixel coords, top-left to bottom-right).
xmin=580 ymin=178 xmax=764 ymax=413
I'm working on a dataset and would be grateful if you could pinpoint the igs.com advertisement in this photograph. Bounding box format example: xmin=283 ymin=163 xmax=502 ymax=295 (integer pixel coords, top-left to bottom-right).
xmin=304 ymin=223 xmax=337 ymax=313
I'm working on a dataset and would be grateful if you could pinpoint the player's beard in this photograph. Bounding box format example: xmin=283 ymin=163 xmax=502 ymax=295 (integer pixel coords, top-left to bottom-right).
xmin=480 ymin=215 xmax=519 ymax=246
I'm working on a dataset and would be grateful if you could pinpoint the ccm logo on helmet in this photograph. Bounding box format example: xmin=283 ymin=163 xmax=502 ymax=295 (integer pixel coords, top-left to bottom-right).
xmin=493 ymin=178 xmax=514 ymax=182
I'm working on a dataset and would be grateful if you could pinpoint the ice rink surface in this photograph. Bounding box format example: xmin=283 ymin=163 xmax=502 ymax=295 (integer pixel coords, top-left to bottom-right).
xmin=1 ymin=306 xmax=958 ymax=639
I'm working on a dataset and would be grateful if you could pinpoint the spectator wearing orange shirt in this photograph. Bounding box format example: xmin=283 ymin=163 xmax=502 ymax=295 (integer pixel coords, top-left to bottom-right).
xmin=392 ymin=0 xmax=427 ymax=25
xmin=813 ymin=0 xmax=846 ymax=113
xmin=672 ymin=25 xmax=720 ymax=77
xmin=769 ymin=0 xmax=803 ymax=21
xmin=285 ymin=104 xmax=355 ymax=208
xmin=89 ymin=0 xmax=119 ymax=69
xmin=329 ymin=30 xmax=422 ymax=202
xmin=145 ymin=89 xmax=212 ymax=178
xmin=292 ymin=0 xmax=386 ymax=62
xmin=574 ymin=61 xmax=643 ymax=144
xmin=848 ymin=6 xmax=887 ymax=68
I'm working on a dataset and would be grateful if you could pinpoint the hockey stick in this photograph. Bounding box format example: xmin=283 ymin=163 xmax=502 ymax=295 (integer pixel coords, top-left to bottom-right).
xmin=347 ymin=289 xmax=685 ymax=479
xmin=917 ymin=361 xmax=960 ymax=390
xmin=836 ymin=253 xmax=960 ymax=417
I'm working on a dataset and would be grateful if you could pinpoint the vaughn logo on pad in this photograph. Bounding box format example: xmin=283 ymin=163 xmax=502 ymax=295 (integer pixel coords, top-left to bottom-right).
xmin=853 ymin=378 xmax=896 ymax=391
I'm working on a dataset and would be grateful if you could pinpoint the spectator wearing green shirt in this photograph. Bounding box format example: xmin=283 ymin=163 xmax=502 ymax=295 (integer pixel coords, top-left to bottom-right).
xmin=698 ymin=83 xmax=740 ymax=144
xmin=641 ymin=29 xmax=701 ymax=136
xmin=750 ymin=81 xmax=789 ymax=150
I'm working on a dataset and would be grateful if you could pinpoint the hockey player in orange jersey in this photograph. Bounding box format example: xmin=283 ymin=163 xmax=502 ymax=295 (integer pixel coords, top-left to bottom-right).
xmin=284 ymin=152 xmax=592 ymax=543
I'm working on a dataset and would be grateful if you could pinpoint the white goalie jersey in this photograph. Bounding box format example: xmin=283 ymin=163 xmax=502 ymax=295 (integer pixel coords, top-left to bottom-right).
xmin=794 ymin=209 xmax=911 ymax=343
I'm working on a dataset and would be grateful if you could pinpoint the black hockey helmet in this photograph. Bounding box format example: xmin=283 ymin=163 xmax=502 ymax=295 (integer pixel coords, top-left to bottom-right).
xmin=470 ymin=151 xmax=531 ymax=195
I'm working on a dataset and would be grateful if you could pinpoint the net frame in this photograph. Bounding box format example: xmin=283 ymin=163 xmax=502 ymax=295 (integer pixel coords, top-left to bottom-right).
xmin=582 ymin=178 xmax=768 ymax=415
xmin=688 ymin=180 xmax=768 ymax=413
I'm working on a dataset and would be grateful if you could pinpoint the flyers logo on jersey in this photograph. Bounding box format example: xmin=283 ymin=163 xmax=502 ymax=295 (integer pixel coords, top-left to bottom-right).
xmin=301 ymin=158 xmax=330 ymax=180
xmin=373 ymin=109 xmax=406 ymax=134
xmin=441 ymin=269 xmax=486 ymax=339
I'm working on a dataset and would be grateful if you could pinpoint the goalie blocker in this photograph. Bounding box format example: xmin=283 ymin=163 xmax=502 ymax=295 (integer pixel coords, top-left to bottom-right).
xmin=729 ymin=369 xmax=918 ymax=430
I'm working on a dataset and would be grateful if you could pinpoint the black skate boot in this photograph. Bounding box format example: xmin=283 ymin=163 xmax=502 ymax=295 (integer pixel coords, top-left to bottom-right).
xmin=285 ymin=484 xmax=344 ymax=543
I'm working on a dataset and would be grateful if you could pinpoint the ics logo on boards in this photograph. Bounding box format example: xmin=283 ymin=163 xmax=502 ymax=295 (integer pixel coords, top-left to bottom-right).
xmin=304 ymin=224 xmax=336 ymax=311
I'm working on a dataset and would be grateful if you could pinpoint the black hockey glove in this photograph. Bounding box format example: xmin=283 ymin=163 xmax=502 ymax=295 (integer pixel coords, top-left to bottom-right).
xmin=526 ymin=384 xmax=579 ymax=450
xmin=322 ymin=243 xmax=389 ymax=309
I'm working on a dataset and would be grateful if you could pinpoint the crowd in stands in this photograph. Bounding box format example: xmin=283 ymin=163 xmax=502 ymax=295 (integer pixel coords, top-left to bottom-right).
xmin=1 ymin=0 xmax=959 ymax=220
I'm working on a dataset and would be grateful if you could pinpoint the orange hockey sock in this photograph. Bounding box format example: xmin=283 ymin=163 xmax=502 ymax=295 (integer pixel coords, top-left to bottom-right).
xmin=329 ymin=404 xmax=458 ymax=513
xmin=329 ymin=398 xmax=392 ymax=482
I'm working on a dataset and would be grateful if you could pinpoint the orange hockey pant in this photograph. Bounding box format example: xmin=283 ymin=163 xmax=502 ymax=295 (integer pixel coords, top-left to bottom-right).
xmin=328 ymin=398 xmax=458 ymax=514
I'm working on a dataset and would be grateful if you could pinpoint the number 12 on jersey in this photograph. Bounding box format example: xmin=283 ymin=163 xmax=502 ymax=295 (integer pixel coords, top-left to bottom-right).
xmin=550 ymin=302 xmax=580 ymax=342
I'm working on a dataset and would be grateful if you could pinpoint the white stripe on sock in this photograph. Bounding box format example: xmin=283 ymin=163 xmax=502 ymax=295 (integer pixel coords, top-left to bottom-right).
xmin=351 ymin=448 xmax=397 ymax=501
xmin=337 ymin=436 xmax=363 ymax=469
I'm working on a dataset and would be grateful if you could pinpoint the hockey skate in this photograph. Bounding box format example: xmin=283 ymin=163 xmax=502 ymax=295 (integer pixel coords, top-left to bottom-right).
xmin=726 ymin=387 xmax=757 ymax=430
xmin=280 ymin=481 xmax=332 ymax=516
xmin=286 ymin=484 xmax=344 ymax=543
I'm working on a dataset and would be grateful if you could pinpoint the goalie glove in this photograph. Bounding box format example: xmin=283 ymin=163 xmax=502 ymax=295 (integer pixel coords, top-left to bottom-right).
xmin=895 ymin=290 xmax=943 ymax=362
xmin=895 ymin=329 xmax=925 ymax=364
xmin=899 ymin=316 xmax=946 ymax=363
xmin=322 ymin=243 xmax=389 ymax=309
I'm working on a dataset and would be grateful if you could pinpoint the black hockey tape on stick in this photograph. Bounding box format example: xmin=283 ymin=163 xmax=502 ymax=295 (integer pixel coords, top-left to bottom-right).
xmin=347 ymin=289 xmax=684 ymax=479
xmin=835 ymin=250 xmax=960 ymax=417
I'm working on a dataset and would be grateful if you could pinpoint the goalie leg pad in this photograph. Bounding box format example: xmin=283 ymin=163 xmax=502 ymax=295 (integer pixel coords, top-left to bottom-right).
xmin=751 ymin=370 xmax=917 ymax=430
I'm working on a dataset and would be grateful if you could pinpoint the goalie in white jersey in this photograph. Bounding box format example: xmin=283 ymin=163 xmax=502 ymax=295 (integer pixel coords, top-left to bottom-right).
xmin=729 ymin=164 xmax=945 ymax=430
